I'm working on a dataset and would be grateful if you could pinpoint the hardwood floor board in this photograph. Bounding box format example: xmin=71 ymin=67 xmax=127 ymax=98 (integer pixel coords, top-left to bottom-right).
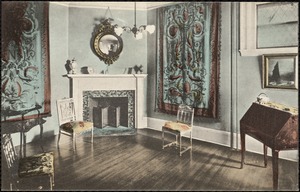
xmin=2 ymin=128 xmax=298 ymax=191
xmin=108 ymin=147 xmax=173 ymax=189
xmin=183 ymin=148 xmax=229 ymax=190
xmin=62 ymin=142 xmax=138 ymax=182
xmin=130 ymin=153 xmax=184 ymax=189
xmin=203 ymin=154 xmax=248 ymax=190
xmin=69 ymin=138 xmax=158 ymax=189
xmin=207 ymin=152 xmax=247 ymax=190
xmin=149 ymin=160 xmax=189 ymax=190
xmin=97 ymin=149 xmax=150 ymax=183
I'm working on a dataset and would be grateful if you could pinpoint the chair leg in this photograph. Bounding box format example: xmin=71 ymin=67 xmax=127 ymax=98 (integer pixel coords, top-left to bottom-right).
xmin=49 ymin=175 xmax=53 ymax=190
xmin=49 ymin=173 xmax=55 ymax=190
xmin=179 ymin=134 xmax=182 ymax=156
xmin=190 ymin=132 xmax=192 ymax=148
xmin=57 ymin=131 xmax=61 ymax=147
xmin=263 ymin=144 xmax=268 ymax=167
xmin=179 ymin=131 xmax=192 ymax=156
xmin=73 ymin=133 xmax=76 ymax=151
xmin=10 ymin=180 xmax=20 ymax=191
xmin=91 ymin=128 xmax=93 ymax=143
xmin=162 ymin=130 xmax=165 ymax=149
xmin=190 ymin=131 xmax=192 ymax=155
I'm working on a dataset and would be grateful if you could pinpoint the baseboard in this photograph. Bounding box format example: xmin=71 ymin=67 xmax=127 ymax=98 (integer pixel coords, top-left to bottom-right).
xmin=146 ymin=117 xmax=298 ymax=162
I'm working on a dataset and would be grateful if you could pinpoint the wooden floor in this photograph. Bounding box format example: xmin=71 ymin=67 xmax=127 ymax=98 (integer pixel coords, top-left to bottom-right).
xmin=1 ymin=128 xmax=299 ymax=191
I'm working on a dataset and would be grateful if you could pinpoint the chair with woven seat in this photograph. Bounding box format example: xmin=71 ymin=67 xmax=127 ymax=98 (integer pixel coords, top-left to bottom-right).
xmin=1 ymin=133 xmax=54 ymax=190
xmin=56 ymin=98 xmax=94 ymax=150
xmin=162 ymin=104 xmax=194 ymax=156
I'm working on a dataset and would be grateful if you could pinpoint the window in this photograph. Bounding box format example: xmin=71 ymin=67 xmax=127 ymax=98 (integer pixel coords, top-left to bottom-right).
xmin=239 ymin=2 xmax=298 ymax=56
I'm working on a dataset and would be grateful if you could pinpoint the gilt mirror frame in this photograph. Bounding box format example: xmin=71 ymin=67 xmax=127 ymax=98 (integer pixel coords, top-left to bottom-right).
xmin=92 ymin=20 xmax=123 ymax=65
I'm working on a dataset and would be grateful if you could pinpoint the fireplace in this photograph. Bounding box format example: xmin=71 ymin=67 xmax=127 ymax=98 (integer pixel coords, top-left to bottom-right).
xmin=83 ymin=90 xmax=135 ymax=128
xmin=66 ymin=74 xmax=147 ymax=128
xmin=93 ymin=105 xmax=120 ymax=128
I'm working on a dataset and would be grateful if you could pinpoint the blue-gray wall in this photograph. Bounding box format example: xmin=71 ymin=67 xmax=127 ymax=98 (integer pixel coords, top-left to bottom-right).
xmin=12 ymin=2 xmax=298 ymax=161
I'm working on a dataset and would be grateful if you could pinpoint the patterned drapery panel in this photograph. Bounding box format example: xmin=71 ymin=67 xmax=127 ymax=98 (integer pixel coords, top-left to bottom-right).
xmin=156 ymin=2 xmax=220 ymax=118
xmin=1 ymin=2 xmax=50 ymax=121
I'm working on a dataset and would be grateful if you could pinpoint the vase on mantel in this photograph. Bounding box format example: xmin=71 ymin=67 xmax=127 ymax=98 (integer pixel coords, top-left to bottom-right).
xmin=69 ymin=58 xmax=77 ymax=74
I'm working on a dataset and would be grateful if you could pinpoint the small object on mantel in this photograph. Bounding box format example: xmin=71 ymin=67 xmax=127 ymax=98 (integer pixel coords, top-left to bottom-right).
xmin=65 ymin=58 xmax=77 ymax=74
xmin=133 ymin=65 xmax=143 ymax=74
xmin=81 ymin=66 xmax=94 ymax=74
xmin=127 ymin=67 xmax=133 ymax=74
xmin=69 ymin=58 xmax=77 ymax=74
xmin=64 ymin=60 xmax=72 ymax=74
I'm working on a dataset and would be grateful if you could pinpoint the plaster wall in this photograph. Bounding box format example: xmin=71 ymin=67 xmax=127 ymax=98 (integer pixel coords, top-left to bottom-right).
xmin=11 ymin=2 xmax=298 ymax=161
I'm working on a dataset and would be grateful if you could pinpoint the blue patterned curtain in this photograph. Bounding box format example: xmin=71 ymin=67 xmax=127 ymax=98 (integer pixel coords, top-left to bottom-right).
xmin=1 ymin=2 xmax=50 ymax=121
xmin=156 ymin=2 xmax=220 ymax=118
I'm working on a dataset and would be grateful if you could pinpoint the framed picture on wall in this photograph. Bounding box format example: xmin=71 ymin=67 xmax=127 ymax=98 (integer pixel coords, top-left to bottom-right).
xmin=262 ymin=54 xmax=298 ymax=90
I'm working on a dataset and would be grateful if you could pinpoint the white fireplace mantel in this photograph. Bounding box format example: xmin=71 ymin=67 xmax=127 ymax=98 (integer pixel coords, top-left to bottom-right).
xmin=66 ymin=74 xmax=147 ymax=128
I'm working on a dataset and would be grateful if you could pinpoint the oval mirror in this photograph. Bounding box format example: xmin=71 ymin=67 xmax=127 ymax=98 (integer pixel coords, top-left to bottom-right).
xmin=92 ymin=20 xmax=123 ymax=65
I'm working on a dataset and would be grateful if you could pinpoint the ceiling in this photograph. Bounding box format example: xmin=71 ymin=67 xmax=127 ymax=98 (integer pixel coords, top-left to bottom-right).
xmin=51 ymin=2 xmax=180 ymax=10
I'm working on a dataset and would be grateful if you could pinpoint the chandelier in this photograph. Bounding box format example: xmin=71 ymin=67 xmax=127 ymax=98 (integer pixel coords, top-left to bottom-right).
xmin=114 ymin=2 xmax=155 ymax=39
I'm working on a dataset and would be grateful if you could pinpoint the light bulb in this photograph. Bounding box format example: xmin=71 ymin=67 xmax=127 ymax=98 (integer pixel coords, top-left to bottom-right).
xmin=114 ymin=26 xmax=124 ymax=36
xmin=135 ymin=32 xmax=143 ymax=40
xmin=146 ymin=25 xmax=155 ymax=34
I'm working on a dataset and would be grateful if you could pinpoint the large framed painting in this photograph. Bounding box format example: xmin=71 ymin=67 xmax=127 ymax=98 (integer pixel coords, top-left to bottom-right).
xmin=1 ymin=2 xmax=50 ymax=121
xmin=156 ymin=2 xmax=220 ymax=118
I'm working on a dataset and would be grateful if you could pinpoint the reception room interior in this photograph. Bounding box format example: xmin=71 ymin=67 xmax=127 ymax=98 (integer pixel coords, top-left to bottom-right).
xmin=1 ymin=1 xmax=298 ymax=191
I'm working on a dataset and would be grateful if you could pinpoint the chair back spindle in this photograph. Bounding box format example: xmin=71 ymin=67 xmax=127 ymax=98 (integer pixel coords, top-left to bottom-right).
xmin=177 ymin=104 xmax=194 ymax=126
xmin=2 ymin=134 xmax=18 ymax=170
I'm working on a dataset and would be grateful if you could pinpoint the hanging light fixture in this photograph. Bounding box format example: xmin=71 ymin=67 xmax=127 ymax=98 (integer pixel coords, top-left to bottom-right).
xmin=114 ymin=2 xmax=155 ymax=39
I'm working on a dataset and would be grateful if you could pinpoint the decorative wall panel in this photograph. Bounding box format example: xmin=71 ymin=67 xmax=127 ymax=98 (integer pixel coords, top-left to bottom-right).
xmin=156 ymin=2 xmax=220 ymax=118
xmin=1 ymin=2 xmax=50 ymax=121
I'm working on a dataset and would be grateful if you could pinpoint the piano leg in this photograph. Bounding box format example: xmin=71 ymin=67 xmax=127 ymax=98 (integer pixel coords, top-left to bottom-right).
xmin=264 ymin=144 xmax=268 ymax=167
xmin=272 ymin=148 xmax=279 ymax=190
xmin=240 ymin=131 xmax=245 ymax=169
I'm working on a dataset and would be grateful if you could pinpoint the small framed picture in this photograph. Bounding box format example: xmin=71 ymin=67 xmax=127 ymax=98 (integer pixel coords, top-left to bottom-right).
xmin=262 ymin=54 xmax=298 ymax=89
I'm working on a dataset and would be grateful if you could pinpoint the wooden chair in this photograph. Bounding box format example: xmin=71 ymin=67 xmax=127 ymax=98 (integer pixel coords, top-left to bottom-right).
xmin=56 ymin=98 xmax=94 ymax=150
xmin=1 ymin=134 xmax=54 ymax=190
xmin=162 ymin=104 xmax=194 ymax=156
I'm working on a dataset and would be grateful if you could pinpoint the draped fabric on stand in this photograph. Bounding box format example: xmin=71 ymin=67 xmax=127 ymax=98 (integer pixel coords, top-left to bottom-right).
xmin=156 ymin=2 xmax=220 ymax=118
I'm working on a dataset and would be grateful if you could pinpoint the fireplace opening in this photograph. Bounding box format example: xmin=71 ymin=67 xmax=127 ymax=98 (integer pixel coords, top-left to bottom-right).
xmin=92 ymin=97 xmax=128 ymax=128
